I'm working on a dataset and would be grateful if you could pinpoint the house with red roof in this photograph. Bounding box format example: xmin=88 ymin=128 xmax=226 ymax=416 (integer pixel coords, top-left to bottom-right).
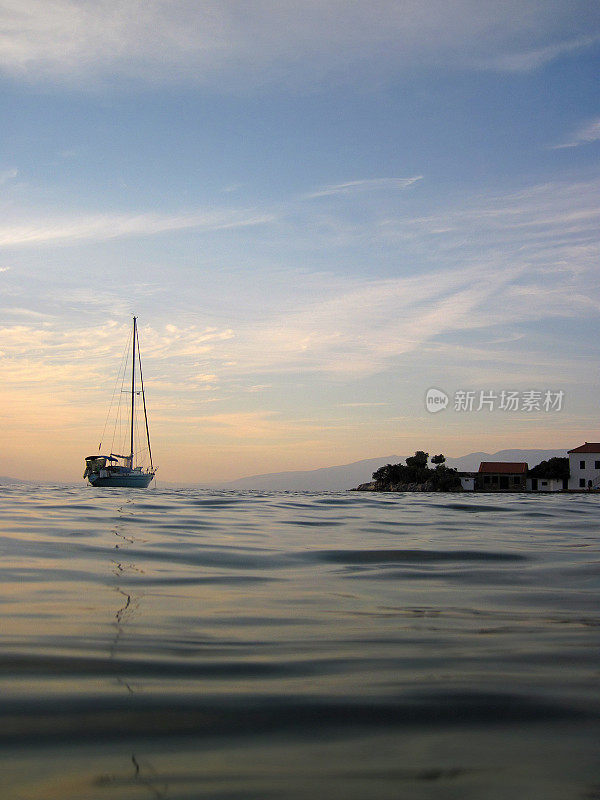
xmin=567 ymin=443 xmax=600 ymax=490
xmin=476 ymin=461 xmax=528 ymax=492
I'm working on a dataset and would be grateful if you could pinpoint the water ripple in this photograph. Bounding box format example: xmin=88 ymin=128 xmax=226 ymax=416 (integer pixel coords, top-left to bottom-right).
xmin=0 ymin=486 xmax=599 ymax=798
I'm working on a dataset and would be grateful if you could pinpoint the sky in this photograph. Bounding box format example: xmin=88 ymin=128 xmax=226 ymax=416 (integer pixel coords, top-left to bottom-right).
xmin=1 ymin=0 xmax=599 ymax=483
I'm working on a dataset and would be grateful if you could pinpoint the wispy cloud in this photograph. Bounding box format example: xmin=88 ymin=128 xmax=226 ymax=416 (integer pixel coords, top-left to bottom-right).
xmin=0 ymin=320 xmax=234 ymax=371
xmin=373 ymin=178 xmax=600 ymax=266
xmin=1 ymin=1 xmax=598 ymax=89
xmin=1 ymin=174 xmax=598 ymax=442
xmin=304 ymin=177 xmax=423 ymax=200
xmin=0 ymin=207 xmax=274 ymax=246
xmin=235 ymin=263 xmax=527 ymax=377
xmin=339 ymin=402 xmax=389 ymax=408
xmin=484 ymin=33 xmax=600 ymax=72
xmin=551 ymin=117 xmax=600 ymax=149
xmin=0 ymin=168 xmax=17 ymax=184
xmin=227 ymin=175 xmax=600 ymax=378
xmin=0 ymin=306 xmax=49 ymax=318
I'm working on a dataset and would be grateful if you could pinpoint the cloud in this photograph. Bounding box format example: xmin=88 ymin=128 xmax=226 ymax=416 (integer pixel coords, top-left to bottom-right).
xmin=551 ymin=117 xmax=600 ymax=149
xmin=0 ymin=168 xmax=17 ymax=184
xmin=225 ymin=175 xmax=600 ymax=378
xmin=483 ymin=33 xmax=600 ymax=72
xmin=1 ymin=1 xmax=598 ymax=89
xmin=234 ymin=263 xmax=527 ymax=377
xmin=1 ymin=175 xmax=598 ymax=396
xmin=151 ymin=408 xmax=333 ymax=446
xmin=0 ymin=306 xmax=49 ymax=318
xmin=0 ymin=320 xmax=235 ymax=381
xmin=304 ymin=177 xmax=423 ymax=200
xmin=373 ymin=177 xmax=600 ymax=266
xmin=339 ymin=402 xmax=389 ymax=407
xmin=0 ymin=355 xmax=102 ymax=386
xmin=0 ymin=207 xmax=274 ymax=246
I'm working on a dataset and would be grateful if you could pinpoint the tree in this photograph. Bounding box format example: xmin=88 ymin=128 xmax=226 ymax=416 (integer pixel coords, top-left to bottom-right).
xmin=528 ymin=457 xmax=569 ymax=480
xmin=372 ymin=463 xmax=408 ymax=485
xmin=431 ymin=466 xmax=461 ymax=490
xmin=369 ymin=450 xmax=461 ymax=491
xmin=406 ymin=451 xmax=429 ymax=469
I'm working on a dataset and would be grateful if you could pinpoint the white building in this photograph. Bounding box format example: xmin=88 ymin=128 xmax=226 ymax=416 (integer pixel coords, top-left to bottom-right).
xmin=567 ymin=443 xmax=600 ymax=490
xmin=526 ymin=477 xmax=564 ymax=492
xmin=459 ymin=473 xmax=475 ymax=491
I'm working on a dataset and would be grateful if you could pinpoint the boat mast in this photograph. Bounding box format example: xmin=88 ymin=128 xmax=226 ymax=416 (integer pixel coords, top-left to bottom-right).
xmin=136 ymin=322 xmax=154 ymax=472
xmin=130 ymin=316 xmax=136 ymax=469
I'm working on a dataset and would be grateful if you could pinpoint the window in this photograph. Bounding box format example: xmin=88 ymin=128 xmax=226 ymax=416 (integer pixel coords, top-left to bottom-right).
xmin=483 ymin=475 xmax=490 ymax=484
xmin=541 ymin=481 xmax=547 ymax=486
xmin=579 ymin=478 xmax=586 ymax=488
xmin=595 ymin=461 xmax=600 ymax=469
xmin=513 ymin=476 xmax=520 ymax=483
xmin=580 ymin=460 xmax=586 ymax=469
xmin=491 ymin=475 xmax=498 ymax=484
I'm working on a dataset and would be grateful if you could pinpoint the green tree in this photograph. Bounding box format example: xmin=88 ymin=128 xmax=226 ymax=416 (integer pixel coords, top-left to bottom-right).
xmin=431 ymin=454 xmax=446 ymax=465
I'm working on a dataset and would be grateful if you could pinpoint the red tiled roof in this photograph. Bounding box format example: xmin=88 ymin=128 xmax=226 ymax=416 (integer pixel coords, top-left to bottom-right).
xmin=567 ymin=443 xmax=600 ymax=453
xmin=478 ymin=462 xmax=528 ymax=474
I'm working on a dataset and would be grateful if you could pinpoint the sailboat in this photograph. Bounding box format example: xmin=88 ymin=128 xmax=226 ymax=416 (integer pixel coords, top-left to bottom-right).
xmin=84 ymin=317 xmax=156 ymax=488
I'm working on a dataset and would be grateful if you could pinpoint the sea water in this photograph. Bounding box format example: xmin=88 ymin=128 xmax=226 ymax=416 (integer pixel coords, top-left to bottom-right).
xmin=0 ymin=485 xmax=598 ymax=799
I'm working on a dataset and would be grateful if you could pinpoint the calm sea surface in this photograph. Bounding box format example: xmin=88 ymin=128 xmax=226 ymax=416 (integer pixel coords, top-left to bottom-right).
xmin=0 ymin=485 xmax=598 ymax=799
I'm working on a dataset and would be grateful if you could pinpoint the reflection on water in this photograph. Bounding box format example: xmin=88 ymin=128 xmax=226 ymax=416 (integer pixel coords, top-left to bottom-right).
xmin=111 ymin=505 xmax=141 ymax=698
xmin=111 ymin=502 xmax=165 ymax=794
xmin=0 ymin=486 xmax=599 ymax=799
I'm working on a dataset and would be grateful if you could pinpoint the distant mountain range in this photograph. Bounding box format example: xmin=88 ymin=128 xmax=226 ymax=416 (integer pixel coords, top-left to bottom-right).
xmin=217 ymin=449 xmax=569 ymax=491
xmin=216 ymin=456 xmax=402 ymax=491
xmin=1 ymin=449 xmax=570 ymax=490
xmin=0 ymin=476 xmax=80 ymax=487
xmin=0 ymin=475 xmax=37 ymax=485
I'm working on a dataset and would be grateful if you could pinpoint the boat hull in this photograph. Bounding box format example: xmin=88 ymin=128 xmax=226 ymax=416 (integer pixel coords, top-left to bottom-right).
xmin=88 ymin=472 xmax=155 ymax=488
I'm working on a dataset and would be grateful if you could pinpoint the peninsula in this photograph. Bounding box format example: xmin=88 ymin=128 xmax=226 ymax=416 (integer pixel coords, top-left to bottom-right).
xmin=354 ymin=445 xmax=592 ymax=493
xmin=354 ymin=451 xmax=462 ymax=492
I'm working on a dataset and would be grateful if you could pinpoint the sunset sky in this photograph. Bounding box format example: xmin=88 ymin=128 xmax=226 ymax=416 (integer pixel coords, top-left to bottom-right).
xmin=1 ymin=1 xmax=599 ymax=483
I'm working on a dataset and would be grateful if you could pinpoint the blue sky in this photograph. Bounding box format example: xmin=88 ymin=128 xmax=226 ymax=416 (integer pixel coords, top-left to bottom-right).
xmin=1 ymin=1 xmax=599 ymax=482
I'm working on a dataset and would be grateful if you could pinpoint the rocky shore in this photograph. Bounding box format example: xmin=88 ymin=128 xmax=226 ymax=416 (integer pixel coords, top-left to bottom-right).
xmin=353 ymin=480 xmax=462 ymax=492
